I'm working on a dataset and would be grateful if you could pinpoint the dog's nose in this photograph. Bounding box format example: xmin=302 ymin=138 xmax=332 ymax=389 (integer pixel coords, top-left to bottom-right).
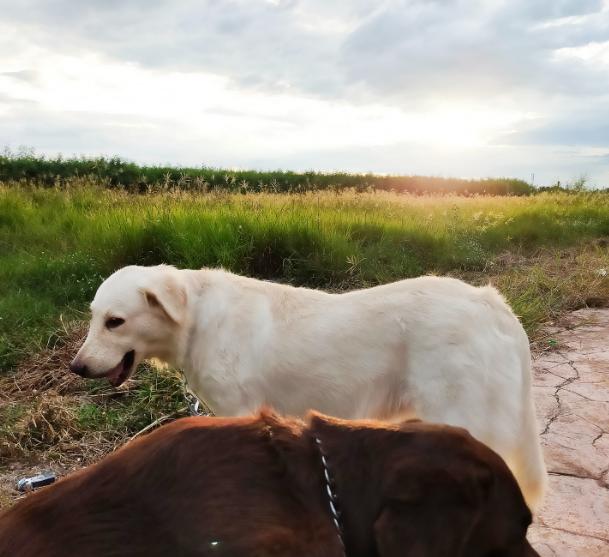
xmin=69 ymin=360 xmax=88 ymax=377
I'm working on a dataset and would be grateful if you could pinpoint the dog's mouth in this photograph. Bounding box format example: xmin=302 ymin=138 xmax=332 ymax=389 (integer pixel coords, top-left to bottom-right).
xmin=106 ymin=350 xmax=136 ymax=387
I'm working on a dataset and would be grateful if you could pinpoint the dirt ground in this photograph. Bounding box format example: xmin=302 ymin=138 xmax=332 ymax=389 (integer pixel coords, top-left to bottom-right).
xmin=1 ymin=310 xmax=608 ymax=555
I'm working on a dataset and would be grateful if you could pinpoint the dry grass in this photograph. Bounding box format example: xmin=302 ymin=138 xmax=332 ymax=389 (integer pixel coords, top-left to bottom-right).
xmin=2 ymin=323 xmax=88 ymax=399
xmin=454 ymin=244 xmax=609 ymax=338
xmin=0 ymin=324 xmax=189 ymax=509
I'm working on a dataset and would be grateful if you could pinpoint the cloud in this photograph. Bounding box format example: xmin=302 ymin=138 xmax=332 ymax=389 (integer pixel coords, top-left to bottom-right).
xmin=1 ymin=0 xmax=357 ymax=97
xmin=340 ymin=0 xmax=609 ymax=103
xmin=0 ymin=0 xmax=606 ymax=120
xmin=502 ymin=114 xmax=609 ymax=148
xmin=0 ymin=70 xmax=39 ymax=84
xmin=4 ymin=0 xmax=607 ymax=102
xmin=1 ymin=0 xmax=609 ymax=185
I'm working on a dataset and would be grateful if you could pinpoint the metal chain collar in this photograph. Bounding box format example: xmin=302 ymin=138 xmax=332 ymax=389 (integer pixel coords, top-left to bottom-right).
xmin=314 ymin=435 xmax=347 ymax=557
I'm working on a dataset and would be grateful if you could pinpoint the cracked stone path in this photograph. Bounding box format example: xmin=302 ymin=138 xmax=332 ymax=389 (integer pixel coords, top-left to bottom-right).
xmin=528 ymin=309 xmax=609 ymax=556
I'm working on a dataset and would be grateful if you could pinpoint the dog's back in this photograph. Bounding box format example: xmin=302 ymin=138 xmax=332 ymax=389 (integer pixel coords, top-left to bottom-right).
xmin=0 ymin=414 xmax=340 ymax=557
xmin=0 ymin=411 xmax=538 ymax=557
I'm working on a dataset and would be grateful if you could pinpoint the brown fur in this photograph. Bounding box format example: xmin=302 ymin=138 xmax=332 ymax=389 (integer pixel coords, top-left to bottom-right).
xmin=0 ymin=411 xmax=539 ymax=556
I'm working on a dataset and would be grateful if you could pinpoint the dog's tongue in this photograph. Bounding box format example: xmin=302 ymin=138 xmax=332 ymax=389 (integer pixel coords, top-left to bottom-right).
xmin=106 ymin=361 xmax=125 ymax=387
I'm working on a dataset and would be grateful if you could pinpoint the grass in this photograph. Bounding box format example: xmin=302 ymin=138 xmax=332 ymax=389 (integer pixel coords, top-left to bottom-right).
xmin=0 ymin=324 xmax=186 ymax=461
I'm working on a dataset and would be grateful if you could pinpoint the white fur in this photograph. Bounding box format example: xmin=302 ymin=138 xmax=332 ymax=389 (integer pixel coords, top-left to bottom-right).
xmin=74 ymin=265 xmax=546 ymax=509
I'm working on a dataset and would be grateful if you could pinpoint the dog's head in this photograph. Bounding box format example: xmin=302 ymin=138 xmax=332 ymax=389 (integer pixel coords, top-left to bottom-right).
xmin=373 ymin=423 xmax=539 ymax=557
xmin=70 ymin=265 xmax=187 ymax=386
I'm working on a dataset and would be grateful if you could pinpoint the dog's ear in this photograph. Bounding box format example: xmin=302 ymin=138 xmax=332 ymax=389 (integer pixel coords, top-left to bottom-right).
xmin=373 ymin=459 xmax=492 ymax=557
xmin=142 ymin=272 xmax=187 ymax=324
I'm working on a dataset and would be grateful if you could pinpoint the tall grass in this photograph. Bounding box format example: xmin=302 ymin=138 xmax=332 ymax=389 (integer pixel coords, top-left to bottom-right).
xmin=0 ymin=151 xmax=533 ymax=195
xmin=2 ymin=183 xmax=609 ymax=370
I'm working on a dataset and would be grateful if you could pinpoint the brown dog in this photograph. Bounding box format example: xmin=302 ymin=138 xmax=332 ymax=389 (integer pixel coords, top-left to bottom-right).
xmin=0 ymin=411 xmax=539 ymax=557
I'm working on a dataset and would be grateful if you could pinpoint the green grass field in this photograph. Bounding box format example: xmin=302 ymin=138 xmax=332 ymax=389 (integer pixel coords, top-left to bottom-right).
xmin=2 ymin=182 xmax=609 ymax=371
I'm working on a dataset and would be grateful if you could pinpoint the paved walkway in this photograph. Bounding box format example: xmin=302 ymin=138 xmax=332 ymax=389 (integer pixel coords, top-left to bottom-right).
xmin=529 ymin=309 xmax=609 ymax=556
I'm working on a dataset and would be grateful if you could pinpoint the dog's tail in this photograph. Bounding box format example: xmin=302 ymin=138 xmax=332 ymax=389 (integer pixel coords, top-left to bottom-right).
xmin=511 ymin=345 xmax=547 ymax=512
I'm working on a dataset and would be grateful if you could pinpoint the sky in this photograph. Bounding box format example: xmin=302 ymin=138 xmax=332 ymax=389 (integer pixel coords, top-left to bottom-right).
xmin=1 ymin=0 xmax=608 ymax=186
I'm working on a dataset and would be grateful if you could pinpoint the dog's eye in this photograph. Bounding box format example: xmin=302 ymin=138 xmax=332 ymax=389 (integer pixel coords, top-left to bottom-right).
xmin=106 ymin=317 xmax=125 ymax=330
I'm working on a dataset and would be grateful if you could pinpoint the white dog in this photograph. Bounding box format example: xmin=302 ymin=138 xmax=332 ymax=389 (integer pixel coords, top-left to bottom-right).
xmin=71 ymin=264 xmax=546 ymax=509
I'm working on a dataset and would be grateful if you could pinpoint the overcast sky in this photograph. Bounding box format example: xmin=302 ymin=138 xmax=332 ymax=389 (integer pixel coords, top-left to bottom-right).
xmin=1 ymin=0 xmax=608 ymax=186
